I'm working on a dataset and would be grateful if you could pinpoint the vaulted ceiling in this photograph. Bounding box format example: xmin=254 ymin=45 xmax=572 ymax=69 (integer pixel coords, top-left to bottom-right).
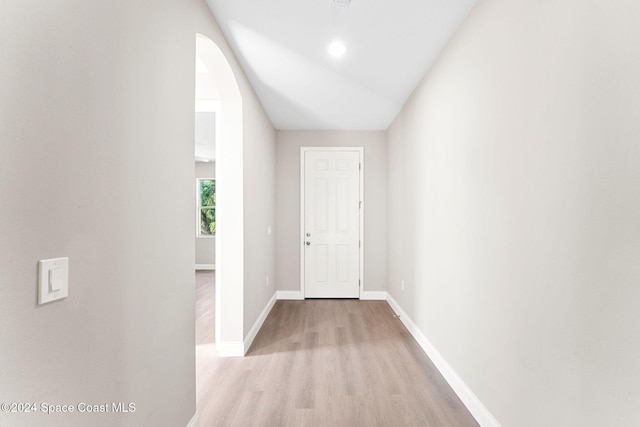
xmin=205 ymin=0 xmax=476 ymax=130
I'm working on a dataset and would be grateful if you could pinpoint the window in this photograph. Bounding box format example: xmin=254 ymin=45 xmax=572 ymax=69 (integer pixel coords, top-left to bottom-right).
xmin=197 ymin=179 xmax=215 ymax=236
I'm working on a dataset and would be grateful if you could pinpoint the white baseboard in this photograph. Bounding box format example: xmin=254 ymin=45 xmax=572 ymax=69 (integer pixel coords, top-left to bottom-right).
xmin=386 ymin=294 xmax=501 ymax=427
xmin=195 ymin=264 xmax=215 ymax=270
xmin=276 ymin=290 xmax=388 ymax=300
xmin=277 ymin=290 xmax=304 ymax=300
xmin=216 ymin=341 xmax=244 ymax=357
xmin=243 ymin=292 xmax=277 ymax=354
xmin=186 ymin=412 xmax=199 ymax=427
xmin=361 ymin=291 xmax=388 ymax=300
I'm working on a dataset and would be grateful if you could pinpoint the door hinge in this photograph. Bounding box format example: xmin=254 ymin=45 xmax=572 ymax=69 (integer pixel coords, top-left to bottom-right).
xmin=359 ymin=241 xmax=361 ymax=248
xmin=359 ymin=201 xmax=362 ymax=209
xmin=359 ymin=163 xmax=361 ymax=171
xmin=359 ymin=279 xmax=361 ymax=287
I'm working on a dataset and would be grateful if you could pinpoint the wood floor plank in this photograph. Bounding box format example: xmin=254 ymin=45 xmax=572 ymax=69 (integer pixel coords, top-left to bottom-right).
xmin=196 ymin=299 xmax=479 ymax=427
xmin=195 ymin=271 xmax=215 ymax=345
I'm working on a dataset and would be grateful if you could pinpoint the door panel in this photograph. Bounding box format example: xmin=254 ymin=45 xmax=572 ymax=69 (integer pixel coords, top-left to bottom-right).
xmin=303 ymin=150 xmax=360 ymax=298
xmin=314 ymin=178 xmax=329 ymax=231
xmin=314 ymin=244 xmax=328 ymax=283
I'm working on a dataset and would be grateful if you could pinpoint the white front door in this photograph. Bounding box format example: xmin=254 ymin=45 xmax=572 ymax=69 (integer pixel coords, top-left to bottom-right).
xmin=302 ymin=148 xmax=362 ymax=298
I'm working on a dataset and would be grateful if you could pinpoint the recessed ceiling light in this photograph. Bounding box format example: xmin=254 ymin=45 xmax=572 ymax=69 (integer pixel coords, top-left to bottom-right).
xmin=328 ymin=41 xmax=347 ymax=57
xmin=333 ymin=0 xmax=351 ymax=7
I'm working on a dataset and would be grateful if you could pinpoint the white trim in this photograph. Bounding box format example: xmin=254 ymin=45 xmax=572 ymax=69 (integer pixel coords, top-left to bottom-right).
xmin=195 ymin=264 xmax=215 ymax=270
xmin=300 ymin=147 xmax=365 ymax=300
xmin=277 ymin=290 xmax=304 ymax=300
xmin=218 ymin=292 xmax=277 ymax=357
xmin=386 ymin=294 xmax=502 ymax=427
xmin=358 ymin=150 xmax=365 ymax=299
xmin=361 ymin=291 xmax=387 ymax=300
xmin=243 ymin=292 xmax=277 ymax=354
xmin=195 ymin=99 xmax=222 ymax=112
xmin=299 ymin=149 xmax=305 ymax=298
xmin=186 ymin=412 xmax=199 ymax=427
xmin=216 ymin=341 xmax=244 ymax=357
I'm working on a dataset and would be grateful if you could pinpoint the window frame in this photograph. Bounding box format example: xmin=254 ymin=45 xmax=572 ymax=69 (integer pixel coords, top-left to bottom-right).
xmin=196 ymin=178 xmax=216 ymax=237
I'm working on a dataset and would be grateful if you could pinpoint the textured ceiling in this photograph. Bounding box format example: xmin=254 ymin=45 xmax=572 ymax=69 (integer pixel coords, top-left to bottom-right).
xmin=206 ymin=0 xmax=476 ymax=130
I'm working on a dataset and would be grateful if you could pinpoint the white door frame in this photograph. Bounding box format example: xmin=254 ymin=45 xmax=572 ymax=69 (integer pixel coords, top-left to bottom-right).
xmin=300 ymin=147 xmax=364 ymax=299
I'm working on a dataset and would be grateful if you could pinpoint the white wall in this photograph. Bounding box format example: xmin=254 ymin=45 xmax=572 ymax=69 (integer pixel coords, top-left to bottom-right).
xmin=243 ymin=104 xmax=277 ymax=337
xmin=276 ymin=131 xmax=387 ymax=294
xmin=195 ymin=162 xmax=216 ymax=267
xmin=387 ymin=0 xmax=640 ymax=425
xmin=0 ymin=1 xmax=275 ymax=426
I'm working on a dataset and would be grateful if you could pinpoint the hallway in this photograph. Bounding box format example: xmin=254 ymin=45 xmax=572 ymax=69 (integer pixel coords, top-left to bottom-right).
xmin=196 ymin=299 xmax=478 ymax=426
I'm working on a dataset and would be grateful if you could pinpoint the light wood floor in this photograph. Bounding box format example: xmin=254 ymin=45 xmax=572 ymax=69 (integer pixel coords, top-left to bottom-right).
xmin=195 ymin=270 xmax=215 ymax=346
xmin=196 ymin=294 xmax=479 ymax=427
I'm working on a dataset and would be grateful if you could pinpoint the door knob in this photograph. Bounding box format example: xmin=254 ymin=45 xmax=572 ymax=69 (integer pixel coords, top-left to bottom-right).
xmin=306 ymin=241 xmax=311 ymax=246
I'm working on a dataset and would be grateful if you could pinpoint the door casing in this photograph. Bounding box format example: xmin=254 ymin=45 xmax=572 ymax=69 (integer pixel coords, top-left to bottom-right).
xmin=300 ymin=147 xmax=364 ymax=299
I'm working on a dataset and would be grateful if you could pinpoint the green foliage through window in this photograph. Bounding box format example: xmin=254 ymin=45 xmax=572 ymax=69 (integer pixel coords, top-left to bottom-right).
xmin=199 ymin=179 xmax=215 ymax=235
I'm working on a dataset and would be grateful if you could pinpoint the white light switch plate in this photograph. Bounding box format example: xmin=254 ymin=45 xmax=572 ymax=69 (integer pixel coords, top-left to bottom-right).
xmin=38 ymin=257 xmax=69 ymax=304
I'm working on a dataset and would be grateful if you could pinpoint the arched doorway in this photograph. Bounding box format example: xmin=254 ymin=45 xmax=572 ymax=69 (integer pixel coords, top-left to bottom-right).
xmin=194 ymin=34 xmax=244 ymax=356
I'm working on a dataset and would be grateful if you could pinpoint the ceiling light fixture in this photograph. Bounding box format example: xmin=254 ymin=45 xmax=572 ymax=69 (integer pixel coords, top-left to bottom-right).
xmin=332 ymin=0 xmax=351 ymax=7
xmin=328 ymin=41 xmax=347 ymax=57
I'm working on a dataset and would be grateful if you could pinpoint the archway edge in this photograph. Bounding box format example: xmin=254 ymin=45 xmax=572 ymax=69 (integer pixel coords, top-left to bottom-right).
xmin=196 ymin=34 xmax=244 ymax=354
